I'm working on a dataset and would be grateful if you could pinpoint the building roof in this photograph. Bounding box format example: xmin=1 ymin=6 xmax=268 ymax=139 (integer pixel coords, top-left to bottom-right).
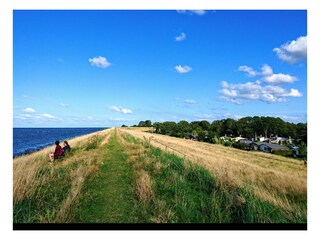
xmin=254 ymin=142 xmax=289 ymax=150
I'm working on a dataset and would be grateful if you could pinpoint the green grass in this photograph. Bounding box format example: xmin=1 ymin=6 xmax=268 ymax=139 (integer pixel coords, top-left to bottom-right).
xmin=13 ymin=130 xmax=307 ymax=224
xmin=70 ymin=132 xmax=139 ymax=223
xmin=120 ymin=134 xmax=307 ymax=223
xmin=13 ymin=166 xmax=73 ymax=223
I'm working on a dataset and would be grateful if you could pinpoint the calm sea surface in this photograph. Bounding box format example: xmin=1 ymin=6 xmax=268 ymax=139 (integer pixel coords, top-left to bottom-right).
xmin=13 ymin=128 xmax=106 ymax=158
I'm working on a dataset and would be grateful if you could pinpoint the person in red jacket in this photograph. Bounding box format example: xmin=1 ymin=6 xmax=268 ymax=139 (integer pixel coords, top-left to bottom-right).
xmin=49 ymin=140 xmax=64 ymax=162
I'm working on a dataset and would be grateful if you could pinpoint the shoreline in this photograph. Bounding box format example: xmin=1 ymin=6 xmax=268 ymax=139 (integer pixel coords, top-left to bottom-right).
xmin=13 ymin=128 xmax=112 ymax=160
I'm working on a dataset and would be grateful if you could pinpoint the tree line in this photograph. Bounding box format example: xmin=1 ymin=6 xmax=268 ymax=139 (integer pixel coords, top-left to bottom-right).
xmin=132 ymin=117 xmax=307 ymax=144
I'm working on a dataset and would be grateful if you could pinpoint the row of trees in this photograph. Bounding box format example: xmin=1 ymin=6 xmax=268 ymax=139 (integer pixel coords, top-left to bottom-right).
xmin=132 ymin=117 xmax=307 ymax=144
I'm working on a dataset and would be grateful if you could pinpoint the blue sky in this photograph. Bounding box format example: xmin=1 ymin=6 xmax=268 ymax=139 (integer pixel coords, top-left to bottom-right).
xmin=13 ymin=10 xmax=307 ymax=127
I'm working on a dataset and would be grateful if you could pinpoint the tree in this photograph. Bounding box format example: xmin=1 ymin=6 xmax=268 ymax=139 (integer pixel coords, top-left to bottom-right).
xmin=237 ymin=117 xmax=254 ymax=138
xmin=161 ymin=121 xmax=177 ymax=136
xmin=296 ymin=123 xmax=307 ymax=144
xmin=222 ymin=118 xmax=237 ymax=136
xmin=190 ymin=121 xmax=200 ymax=131
xmin=199 ymin=120 xmax=210 ymax=131
xmin=260 ymin=116 xmax=273 ymax=137
xmin=145 ymin=120 xmax=152 ymax=127
xmin=177 ymin=120 xmax=191 ymax=134
xmin=153 ymin=122 xmax=162 ymax=133
xmin=197 ymin=129 xmax=206 ymax=142
xmin=299 ymin=142 xmax=307 ymax=159
xmin=211 ymin=120 xmax=223 ymax=136
xmin=138 ymin=121 xmax=146 ymax=127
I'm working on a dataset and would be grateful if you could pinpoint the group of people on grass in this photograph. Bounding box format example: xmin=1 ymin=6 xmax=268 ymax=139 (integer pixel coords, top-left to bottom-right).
xmin=49 ymin=140 xmax=71 ymax=162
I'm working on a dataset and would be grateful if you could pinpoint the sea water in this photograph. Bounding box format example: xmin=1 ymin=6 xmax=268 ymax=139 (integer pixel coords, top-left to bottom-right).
xmin=13 ymin=127 xmax=106 ymax=158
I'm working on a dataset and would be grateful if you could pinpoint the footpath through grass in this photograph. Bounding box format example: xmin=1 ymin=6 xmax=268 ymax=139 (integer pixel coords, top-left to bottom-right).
xmin=70 ymin=131 xmax=139 ymax=223
xmin=13 ymin=128 xmax=307 ymax=224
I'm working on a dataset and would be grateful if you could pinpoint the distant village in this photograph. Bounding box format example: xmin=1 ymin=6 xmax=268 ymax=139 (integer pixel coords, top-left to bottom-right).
xmin=189 ymin=133 xmax=301 ymax=158
xmin=130 ymin=117 xmax=307 ymax=160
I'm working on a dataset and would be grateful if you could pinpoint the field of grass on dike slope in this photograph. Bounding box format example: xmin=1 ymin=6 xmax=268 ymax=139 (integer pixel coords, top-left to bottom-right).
xmin=13 ymin=128 xmax=307 ymax=224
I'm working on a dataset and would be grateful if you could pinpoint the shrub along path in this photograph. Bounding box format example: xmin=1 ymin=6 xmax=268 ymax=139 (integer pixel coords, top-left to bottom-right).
xmin=71 ymin=130 xmax=138 ymax=223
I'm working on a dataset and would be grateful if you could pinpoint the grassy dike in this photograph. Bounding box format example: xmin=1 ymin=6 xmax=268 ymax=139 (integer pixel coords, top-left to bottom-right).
xmin=13 ymin=128 xmax=306 ymax=223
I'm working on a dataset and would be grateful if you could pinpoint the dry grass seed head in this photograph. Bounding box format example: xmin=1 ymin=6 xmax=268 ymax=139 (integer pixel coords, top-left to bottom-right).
xmin=135 ymin=170 xmax=154 ymax=203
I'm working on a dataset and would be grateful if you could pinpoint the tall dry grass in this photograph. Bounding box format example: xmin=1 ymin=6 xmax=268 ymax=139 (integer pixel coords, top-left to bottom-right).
xmin=119 ymin=128 xmax=307 ymax=213
xmin=13 ymin=128 xmax=112 ymax=223
xmin=117 ymin=130 xmax=155 ymax=205
xmin=54 ymin=157 xmax=99 ymax=222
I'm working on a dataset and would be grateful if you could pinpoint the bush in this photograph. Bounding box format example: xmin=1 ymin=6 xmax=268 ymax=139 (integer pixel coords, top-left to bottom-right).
xmin=223 ymin=141 xmax=232 ymax=147
xmin=85 ymin=135 xmax=100 ymax=150
xmin=272 ymin=149 xmax=293 ymax=157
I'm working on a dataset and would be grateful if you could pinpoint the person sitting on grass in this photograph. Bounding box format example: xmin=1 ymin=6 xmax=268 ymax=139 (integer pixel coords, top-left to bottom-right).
xmin=49 ymin=140 xmax=64 ymax=162
xmin=62 ymin=140 xmax=71 ymax=152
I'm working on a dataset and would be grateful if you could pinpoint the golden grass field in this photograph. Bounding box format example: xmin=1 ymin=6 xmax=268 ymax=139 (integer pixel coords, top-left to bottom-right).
xmin=13 ymin=127 xmax=307 ymax=223
xmin=119 ymin=127 xmax=307 ymax=213
xmin=13 ymin=128 xmax=113 ymax=204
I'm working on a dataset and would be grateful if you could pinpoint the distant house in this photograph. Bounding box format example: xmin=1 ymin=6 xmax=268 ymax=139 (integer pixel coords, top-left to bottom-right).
xmin=268 ymin=136 xmax=287 ymax=145
xmin=289 ymin=146 xmax=299 ymax=157
xmin=185 ymin=133 xmax=198 ymax=141
xmin=253 ymin=142 xmax=289 ymax=153
xmin=220 ymin=136 xmax=232 ymax=141
xmin=256 ymin=136 xmax=267 ymax=142
xmin=232 ymin=136 xmax=247 ymax=142
xmin=238 ymin=139 xmax=254 ymax=150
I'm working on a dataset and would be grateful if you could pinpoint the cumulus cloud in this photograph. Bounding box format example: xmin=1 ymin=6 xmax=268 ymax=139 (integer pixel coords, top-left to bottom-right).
xmin=219 ymin=80 xmax=302 ymax=104
xmin=239 ymin=64 xmax=297 ymax=85
xmin=41 ymin=113 xmax=56 ymax=119
xmin=23 ymin=107 xmax=36 ymax=113
xmin=177 ymin=10 xmax=206 ymax=16
xmin=273 ymin=36 xmax=307 ymax=64
xmin=263 ymin=73 xmax=297 ymax=85
xmin=185 ymin=99 xmax=196 ymax=104
xmin=108 ymin=105 xmax=132 ymax=114
xmin=238 ymin=65 xmax=257 ymax=77
xmin=175 ymin=65 xmax=192 ymax=73
xmin=175 ymin=32 xmax=186 ymax=41
xmin=88 ymin=56 xmax=111 ymax=68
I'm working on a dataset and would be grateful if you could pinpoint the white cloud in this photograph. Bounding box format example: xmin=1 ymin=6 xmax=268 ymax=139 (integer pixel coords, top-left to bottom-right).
xmin=177 ymin=10 xmax=206 ymax=16
xmin=87 ymin=116 xmax=93 ymax=120
xmin=239 ymin=64 xmax=297 ymax=85
xmin=195 ymin=113 xmax=244 ymax=121
xmin=220 ymin=89 xmax=237 ymax=97
xmin=108 ymin=105 xmax=132 ymax=114
xmin=175 ymin=65 xmax=192 ymax=73
xmin=238 ymin=65 xmax=257 ymax=77
xmin=175 ymin=32 xmax=186 ymax=41
xmin=23 ymin=107 xmax=36 ymax=113
xmin=59 ymin=103 xmax=69 ymax=108
xmin=41 ymin=113 xmax=55 ymax=119
xmin=88 ymin=56 xmax=111 ymax=68
xmin=261 ymin=64 xmax=273 ymax=76
xmin=15 ymin=112 xmax=56 ymax=121
xmin=263 ymin=73 xmax=297 ymax=85
xmin=273 ymin=36 xmax=307 ymax=64
xmin=185 ymin=99 xmax=196 ymax=104
xmin=219 ymin=80 xmax=302 ymax=104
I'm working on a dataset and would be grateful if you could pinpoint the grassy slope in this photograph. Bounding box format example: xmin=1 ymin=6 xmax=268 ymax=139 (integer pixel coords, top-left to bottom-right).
xmin=13 ymin=128 xmax=307 ymax=223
